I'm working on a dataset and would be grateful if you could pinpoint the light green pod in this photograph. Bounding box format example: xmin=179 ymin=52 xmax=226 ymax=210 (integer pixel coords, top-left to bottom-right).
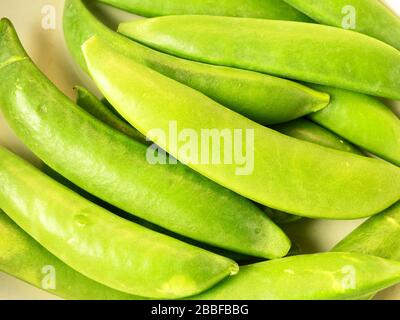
xmin=270 ymin=119 xmax=362 ymax=224
xmin=332 ymin=202 xmax=400 ymax=300
xmin=192 ymin=252 xmax=400 ymax=300
xmin=283 ymin=0 xmax=400 ymax=51
xmin=75 ymin=85 xmax=146 ymax=143
xmin=0 ymin=18 xmax=290 ymax=259
xmin=0 ymin=147 xmax=237 ymax=298
xmin=98 ymin=0 xmax=311 ymax=21
xmin=0 ymin=210 xmax=144 ymax=300
xmin=63 ymin=0 xmax=329 ymax=126
xmin=118 ymin=15 xmax=400 ymax=99
xmin=333 ymin=202 xmax=400 ymax=261
xmin=273 ymin=118 xmax=362 ymax=155
xmin=83 ymin=36 xmax=400 ymax=219
xmin=310 ymin=85 xmax=400 ymax=166
xmin=76 ymin=86 xmax=304 ymax=229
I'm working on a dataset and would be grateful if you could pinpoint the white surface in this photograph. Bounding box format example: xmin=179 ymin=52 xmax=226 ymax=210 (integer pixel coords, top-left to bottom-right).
xmin=0 ymin=0 xmax=400 ymax=300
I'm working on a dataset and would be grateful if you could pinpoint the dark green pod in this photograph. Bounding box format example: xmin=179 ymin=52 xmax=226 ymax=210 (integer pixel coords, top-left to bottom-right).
xmin=63 ymin=0 xmax=329 ymax=126
xmin=99 ymin=0 xmax=311 ymax=21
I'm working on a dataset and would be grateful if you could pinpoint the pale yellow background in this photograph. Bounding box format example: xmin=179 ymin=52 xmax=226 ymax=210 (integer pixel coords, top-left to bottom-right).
xmin=0 ymin=0 xmax=399 ymax=300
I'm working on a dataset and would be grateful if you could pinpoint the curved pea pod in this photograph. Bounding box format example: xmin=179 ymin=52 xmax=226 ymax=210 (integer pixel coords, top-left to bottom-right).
xmin=75 ymin=85 xmax=146 ymax=143
xmin=0 ymin=147 xmax=238 ymax=298
xmin=283 ymin=0 xmax=400 ymax=51
xmin=63 ymin=0 xmax=329 ymax=126
xmin=333 ymin=202 xmax=400 ymax=261
xmin=73 ymin=85 xmax=285 ymax=263
xmin=273 ymin=118 xmax=362 ymax=155
xmin=269 ymin=119 xmax=362 ymax=224
xmin=332 ymin=202 xmax=400 ymax=300
xmin=76 ymin=86 xmax=302 ymax=232
xmin=309 ymin=86 xmax=400 ymax=166
xmin=83 ymin=36 xmax=400 ymax=220
xmin=118 ymin=16 xmax=400 ymax=100
xmin=98 ymin=0 xmax=311 ymax=21
xmin=0 ymin=210 xmax=145 ymax=300
xmin=192 ymin=252 xmax=400 ymax=300
xmin=0 ymin=18 xmax=290 ymax=259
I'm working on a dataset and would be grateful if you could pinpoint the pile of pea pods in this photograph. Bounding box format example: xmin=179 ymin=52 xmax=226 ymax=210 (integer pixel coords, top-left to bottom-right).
xmin=1 ymin=0 xmax=400 ymax=300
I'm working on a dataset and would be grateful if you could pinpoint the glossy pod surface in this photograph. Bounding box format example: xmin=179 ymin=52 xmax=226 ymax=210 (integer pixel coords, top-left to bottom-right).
xmin=333 ymin=202 xmax=400 ymax=261
xmin=99 ymin=0 xmax=311 ymax=21
xmin=64 ymin=0 xmax=329 ymax=125
xmin=75 ymin=85 xmax=146 ymax=143
xmin=192 ymin=252 xmax=400 ymax=300
xmin=0 ymin=18 xmax=290 ymax=259
xmin=283 ymin=0 xmax=400 ymax=50
xmin=83 ymin=36 xmax=400 ymax=219
xmin=310 ymin=85 xmax=400 ymax=166
xmin=118 ymin=16 xmax=400 ymax=99
xmin=273 ymin=118 xmax=362 ymax=155
xmin=0 ymin=147 xmax=237 ymax=298
xmin=0 ymin=211 xmax=144 ymax=300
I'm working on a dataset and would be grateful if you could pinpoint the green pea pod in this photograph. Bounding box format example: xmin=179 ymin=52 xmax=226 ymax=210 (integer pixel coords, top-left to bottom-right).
xmin=79 ymin=91 xmax=358 ymax=225
xmin=0 ymin=210 xmax=144 ymax=300
xmin=118 ymin=16 xmax=400 ymax=100
xmin=0 ymin=18 xmax=291 ymax=259
xmin=75 ymin=85 xmax=146 ymax=143
xmin=0 ymin=146 xmax=238 ymax=298
xmin=192 ymin=252 xmax=400 ymax=300
xmin=332 ymin=202 xmax=400 ymax=299
xmin=73 ymin=83 xmax=296 ymax=261
xmin=76 ymin=86 xmax=303 ymax=230
xmin=42 ymin=163 xmax=256 ymax=264
xmin=283 ymin=0 xmax=400 ymax=51
xmin=273 ymin=118 xmax=363 ymax=155
xmin=63 ymin=0 xmax=329 ymax=126
xmin=270 ymin=119 xmax=362 ymax=224
xmin=333 ymin=202 xmax=400 ymax=261
xmin=83 ymin=36 xmax=400 ymax=219
xmin=98 ymin=0 xmax=311 ymax=21
xmin=309 ymin=86 xmax=400 ymax=166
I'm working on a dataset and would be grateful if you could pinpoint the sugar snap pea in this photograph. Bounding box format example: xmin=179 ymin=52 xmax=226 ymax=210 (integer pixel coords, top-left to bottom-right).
xmin=283 ymin=0 xmax=400 ymax=51
xmin=83 ymin=36 xmax=400 ymax=219
xmin=269 ymin=119 xmax=362 ymax=224
xmin=76 ymin=85 xmax=304 ymax=229
xmin=333 ymin=202 xmax=400 ymax=261
xmin=98 ymin=0 xmax=311 ymax=21
xmin=0 ymin=18 xmax=290 ymax=259
xmin=75 ymin=85 xmax=146 ymax=143
xmin=192 ymin=252 xmax=400 ymax=300
xmin=332 ymin=202 xmax=400 ymax=299
xmin=81 ymin=90 xmax=358 ymax=225
xmin=118 ymin=16 xmax=400 ymax=99
xmin=309 ymin=85 xmax=400 ymax=166
xmin=0 ymin=210 xmax=144 ymax=300
xmin=42 ymin=160 xmax=255 ymax=264
xmin=273 ymin=118 xmax=362 ymax=155
xmin=64 ymin=0 xmax=329 ymax=126
xmin=0 ymin=146 xmax=238 ymax=298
